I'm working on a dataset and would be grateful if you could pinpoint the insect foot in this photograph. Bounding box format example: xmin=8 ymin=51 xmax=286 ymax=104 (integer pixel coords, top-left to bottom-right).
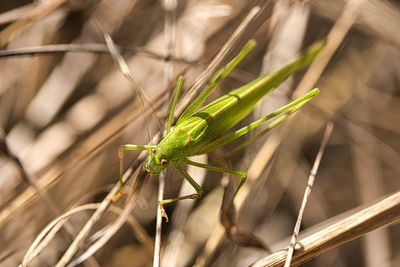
xmin=191 ymin=192 xmax=203 ymax=200
xmin=159 ymin=203 xmax=169 ymax=222
xmin=111 ymin=190 xmax=124 ymax=202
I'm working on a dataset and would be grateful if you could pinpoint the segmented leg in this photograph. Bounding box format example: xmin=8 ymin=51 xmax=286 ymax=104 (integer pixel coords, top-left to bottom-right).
xmin=194 ymin=88 xmax=319 ymax=155
xmin=158 ymin=161 xmax=204 ymax=222
xmin=114 ymin=144 xmax=153 ymax=201
xmin=183 ymin=158 xmax=247 ymax=198
xmin=184 ymin=159 xmax=268 ymax=250
xmin=166 ymin=76 xmax=185 ymax=134
xmin=176 ymin=40 xmax=256 ymax=124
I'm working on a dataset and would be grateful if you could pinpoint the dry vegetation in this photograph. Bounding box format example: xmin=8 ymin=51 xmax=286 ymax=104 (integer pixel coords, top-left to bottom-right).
xmin=0 ymin=0 xmax=400 ymax=267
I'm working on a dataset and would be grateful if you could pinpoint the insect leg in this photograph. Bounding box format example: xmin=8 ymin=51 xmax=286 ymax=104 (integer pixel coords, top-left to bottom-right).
xmin=183 ymin=158 xmax=247 ymax=198
xmin=166 ymin=76 xmax=185 ymax=134
xmin=176 ymin=40 xmax=256 ymax=124
xmin=183 ymin=159 xmax=269 ymax=250
xmin=116 ymin=144 xmax=153 ymax=199
xmin=195 ymin=88 xmax=319 ymax=155
xmin=158 ymin=161 xmax=205 ymax=222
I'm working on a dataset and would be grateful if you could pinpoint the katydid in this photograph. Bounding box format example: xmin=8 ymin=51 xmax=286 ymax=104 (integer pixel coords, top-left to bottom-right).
xmin=118 ymin=39 xmax=323 ymax=221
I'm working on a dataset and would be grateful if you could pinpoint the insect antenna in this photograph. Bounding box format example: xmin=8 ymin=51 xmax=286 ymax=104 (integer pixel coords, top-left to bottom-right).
xmin=89 ymin=9 xmax=165 ymax=144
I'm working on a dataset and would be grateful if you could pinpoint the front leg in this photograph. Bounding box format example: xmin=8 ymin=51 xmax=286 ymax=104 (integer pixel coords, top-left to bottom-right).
xmin=114 ymin=144 xmax=153 ymax=200
xmin=159 ymin=161 xmax=204 ymax=222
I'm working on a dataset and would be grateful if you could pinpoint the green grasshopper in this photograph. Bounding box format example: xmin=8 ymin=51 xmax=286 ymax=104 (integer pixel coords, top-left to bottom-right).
xmin=118 ymin=39 xmax=323 ymax=220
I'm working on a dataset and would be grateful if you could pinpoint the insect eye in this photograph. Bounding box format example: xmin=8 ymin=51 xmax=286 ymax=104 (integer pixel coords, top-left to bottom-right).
xmin=160 ymin=159 xmax=168 ymax=165
xmin=151 ymin=148 xmax=156 ymax=154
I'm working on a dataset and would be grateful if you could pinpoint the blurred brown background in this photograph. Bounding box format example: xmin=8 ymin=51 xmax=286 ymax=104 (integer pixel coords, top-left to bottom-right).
xmin=0 ymin=0 xmax=399 ymax=266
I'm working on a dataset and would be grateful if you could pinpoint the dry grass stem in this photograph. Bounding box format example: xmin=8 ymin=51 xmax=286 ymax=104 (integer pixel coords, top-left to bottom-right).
xmin=20 ymin=203 xmax=99 ymax=267
xmin=284 ymin=122 xmax=333 ymax=267
xmin=0 ymin=43 xmax=192 ymax=63
xmin=153 ymin=171 xmax=165 ymax=267
xmin=251 ymin=190 xmax=400 ymax=267
xmin=0 ymin=0 xmax=66 ymax=47
xmin=295 ymin=0 xmax=366 ymax=97
xmin=67 ymin=188 xmax=154 ymax=267
xmin=153 ymin=2 xmax=178 ymax=266
xmin=0 ymin=3 xmax=35 ymax=25
xmin=53 ymin=161 xmax=144 ymax=267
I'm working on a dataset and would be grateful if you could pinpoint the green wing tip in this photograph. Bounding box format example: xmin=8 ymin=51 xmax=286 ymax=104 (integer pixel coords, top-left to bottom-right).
xmin=311 ymin=88 xmax=320 ymax=96
xmin=310 ymin=40 xmax=326 ymax=53
xmin=246 ymin=39 xmax=257 ymax=49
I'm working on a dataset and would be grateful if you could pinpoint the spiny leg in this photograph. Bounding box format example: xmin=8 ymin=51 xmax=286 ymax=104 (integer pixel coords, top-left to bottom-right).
xmin=195 ymin=88 xmax=319 ymax=155
xmin=183 ymin=158 xmax=247 ymax=200
xmin=166 ymin=76 xmax=185 ymax=134
xmin=228 ymin=103 xmax=301 ymax=156
xmin=115 ymin=144 xmax=153 ymax=200
xmin=159 ymin=161 xmax=205 ymax=222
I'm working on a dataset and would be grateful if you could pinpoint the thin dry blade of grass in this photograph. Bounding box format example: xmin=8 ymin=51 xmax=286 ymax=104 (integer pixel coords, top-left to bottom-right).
xmin=153 ymin=170 xmax=165 ymax=267
xmin=0 ymin=0 xmax=66 ymax=47
xmin=20 ymin=203 xmax=99 ymax=267
xmin=0 ymin=3 xmax=35 ymax=25
xmin=294 ymin=0 xmax=366 ymax=97
xmin=284 ymin=122 xmax=333 ymax=267
xmin=0 ymin=43 xmax=193 ymax=63
xmin=53 ymin=161 xmax=145 ymax=267
xmin=66 ymin=181 xmax=154 ymax=267
xmin=153 ymin=1 xmax=178 ymax=266
xmin=20 ymin=199 xmax=152 ymax=267
xmin=250 ymin=190 xmax=400 ymax=267
xmin=350 ymin=88 xmax=390 ymax=267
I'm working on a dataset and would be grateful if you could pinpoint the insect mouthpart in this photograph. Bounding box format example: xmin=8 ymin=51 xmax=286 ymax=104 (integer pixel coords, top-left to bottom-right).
xmin=144 ymin=155 xmax=168 ymax=175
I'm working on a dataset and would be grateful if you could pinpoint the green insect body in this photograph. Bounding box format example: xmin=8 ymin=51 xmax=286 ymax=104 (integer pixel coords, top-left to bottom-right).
xmin=118 ymin=39 xmax=324 ymax=219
